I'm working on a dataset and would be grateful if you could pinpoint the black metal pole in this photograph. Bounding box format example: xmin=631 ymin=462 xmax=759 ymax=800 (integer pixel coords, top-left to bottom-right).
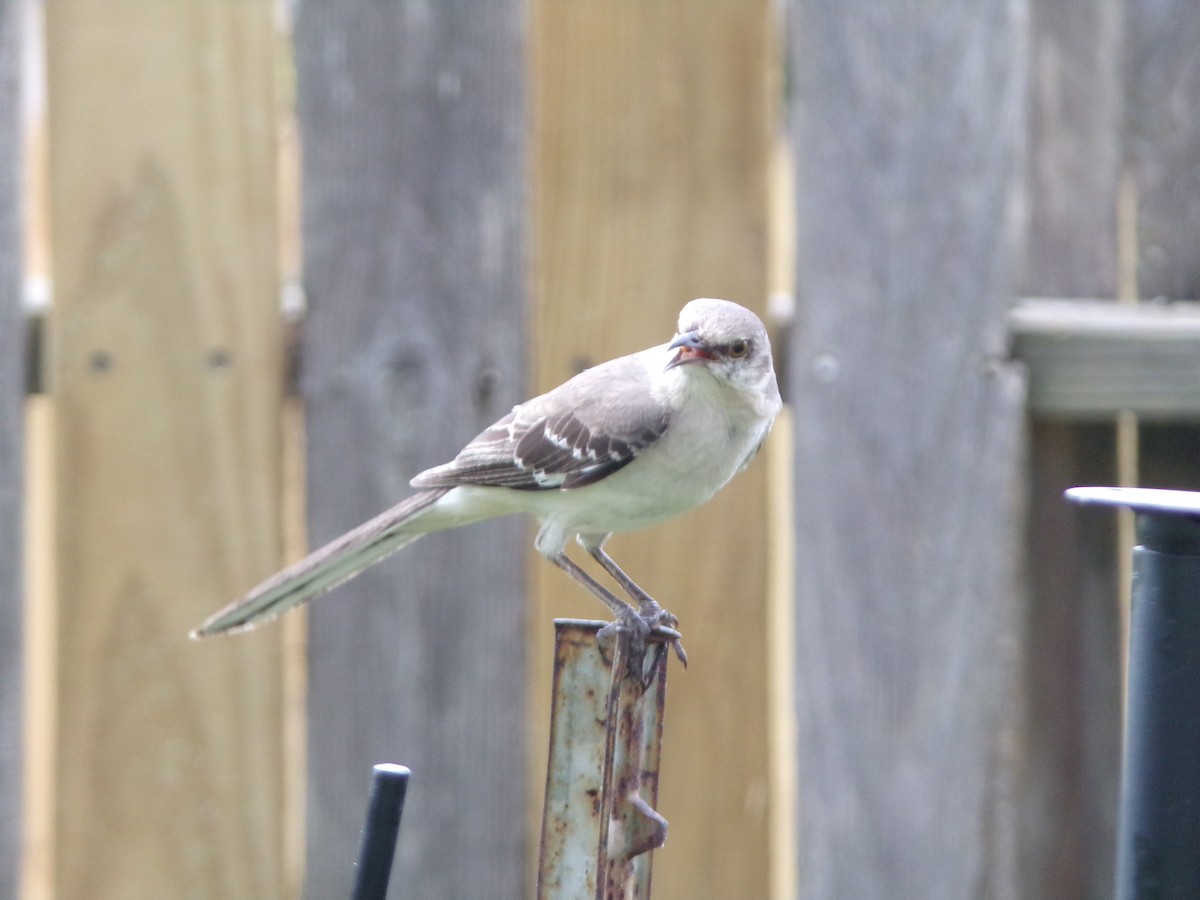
xmin=1120 ymin=512 xmax=1200 ymax=898
xmin=351 ymin=764 xmax=411 ymax=900
xmin=1067 ymin=487 xmax=1200 ymax=900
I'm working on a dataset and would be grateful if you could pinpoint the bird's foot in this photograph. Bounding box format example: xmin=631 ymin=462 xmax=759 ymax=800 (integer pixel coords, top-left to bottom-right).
xmin=639 ymin=600 xmax=688 ymax=668
xmin=596 ymin=603 xmax=686 ymax=682
xmin=597 ymin=603 xmax=649 ymax=644
xmin=597 ymin=605 xmax=649 ymax=672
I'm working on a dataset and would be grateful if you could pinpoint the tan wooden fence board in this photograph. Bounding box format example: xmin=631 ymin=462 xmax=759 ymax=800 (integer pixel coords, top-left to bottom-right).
xmin=531 ymin=3 xmax=776 ymax=897
xmin=44 ymin=3 xmax=286 ymax=895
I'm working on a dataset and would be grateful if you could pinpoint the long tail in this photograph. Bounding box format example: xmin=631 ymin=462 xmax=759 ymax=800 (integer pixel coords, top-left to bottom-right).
xmin=191 ymin=488 xmax=452 ymax=638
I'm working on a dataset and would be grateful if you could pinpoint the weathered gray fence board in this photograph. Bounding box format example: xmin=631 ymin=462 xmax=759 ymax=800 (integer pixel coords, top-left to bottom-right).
xmin=0 ymin=0 xmax=20 ymax=894
xmin=1024 ymin=1 xmax=1121 ymax=299
xmin=1126 ymin=0 xmax=1200 ymax=305
xmin=294 ymin=2 xmax=527 ymax=897
xmin=1127 ymin=4 xmax=1200 ymax=493
xmin=1019 ymin=3 xmax=1123 ymax=896
xmin=787 ymin=3 xmax=1028 ymax=897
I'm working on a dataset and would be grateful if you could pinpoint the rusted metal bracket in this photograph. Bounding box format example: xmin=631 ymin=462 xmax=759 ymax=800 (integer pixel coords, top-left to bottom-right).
xmin=538 ymin=619 xmax=671 ymax=900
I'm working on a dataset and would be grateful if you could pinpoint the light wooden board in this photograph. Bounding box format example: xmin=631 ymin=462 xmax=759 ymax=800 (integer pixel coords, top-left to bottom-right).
xmin=531 ymin=3 xmax=776 ymax=897
xmin=294 ymin=2 xmax=528 ymax=896
xmin=44 ymin=3 xmax=286 ymax=896
xmin=0 ymin=0 xmax=21 ymax=893
xmin=787 ymin=2 xmax=1029 ymax=896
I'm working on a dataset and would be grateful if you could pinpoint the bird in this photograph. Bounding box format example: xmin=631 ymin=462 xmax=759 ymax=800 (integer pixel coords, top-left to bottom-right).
xmin=191 ymin=297 xmax=782 ymax=661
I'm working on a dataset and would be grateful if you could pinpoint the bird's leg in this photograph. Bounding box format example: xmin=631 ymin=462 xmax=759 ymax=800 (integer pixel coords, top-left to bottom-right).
xmin=547 ymin=552 xmax=650 ymax=645
xmin=586 ymin=545 xmax=687 ymax=667
xmin=586 ymin=546 xmax=663 ymax=616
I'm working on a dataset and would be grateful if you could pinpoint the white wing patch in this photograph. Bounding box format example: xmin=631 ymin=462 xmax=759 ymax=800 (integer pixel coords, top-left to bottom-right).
xmin=411 ymin=404 xmax=669 ymax=492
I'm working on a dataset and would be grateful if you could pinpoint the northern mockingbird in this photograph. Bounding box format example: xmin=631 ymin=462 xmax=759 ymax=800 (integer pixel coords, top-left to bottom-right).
xmin=192 ymin=298 xmax=782 ymax=659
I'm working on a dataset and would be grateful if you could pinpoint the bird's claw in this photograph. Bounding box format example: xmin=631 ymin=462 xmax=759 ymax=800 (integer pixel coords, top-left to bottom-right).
xmin=597 ymin=607 xmax=649 ymax=661
xmin=597 ymin=603 xmax=687 ymax=678
xmin=639 ymin=601 xmax=688 ymax=667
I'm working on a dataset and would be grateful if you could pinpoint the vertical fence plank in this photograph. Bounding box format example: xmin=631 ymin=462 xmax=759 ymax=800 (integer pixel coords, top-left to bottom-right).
xmin=0 ymin=0 xmax=20 ymax=894
xmin=294 ymin=2 xmax=527 ymax=897
xmin=531 ymin=3 xmax=775 ymax=897
xmin=1019 ymin=2 xmax=1124 ymax=896
xmin=788 ymin=3 xmax=1028 ymax=896
xmin=1125 ymin=1 xmax=1200 ymax=307
xmin=1022 ymin=421 xmax=1120 ymax=898
xmin=44 ymin=3 xmax=285 ymax=896
xmin=1126 ymin=3 xmax=1200 ymax=495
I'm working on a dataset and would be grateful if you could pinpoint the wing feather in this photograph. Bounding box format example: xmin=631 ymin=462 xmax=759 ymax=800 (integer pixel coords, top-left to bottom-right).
xmin=410 ymin=352 xmax=670 ymax=492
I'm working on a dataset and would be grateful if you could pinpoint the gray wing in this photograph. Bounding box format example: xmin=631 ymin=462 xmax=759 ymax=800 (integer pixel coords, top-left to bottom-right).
xmin=410 ymin=352 xmax=670 ymax=492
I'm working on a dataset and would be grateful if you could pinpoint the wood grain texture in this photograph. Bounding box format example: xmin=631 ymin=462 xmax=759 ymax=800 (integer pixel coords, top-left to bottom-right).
xmin=45 ymin=3 xmax=286 ymax=896
xmin=294 ymin=2 xmax=528 ymax=897
xmin=1023 ymin=1 xmax=1121 ymax=300
xmin=0 ymin=0 xmax=21 ymax=893
xmin=1127 ymin=5 xmax=1200 ymax=492
xmin=1018 ymin=4 xmax=1124 ymax=896
xmin=1022 ymin=420 xmax=1120 ymax=900
xmin=531 ymin=3 xmax=775 ymax=898
xmin=788 ymin=3 xmax=1028 ymax=896
xmin=1125 ymin=0 xmax=1200 ymax=304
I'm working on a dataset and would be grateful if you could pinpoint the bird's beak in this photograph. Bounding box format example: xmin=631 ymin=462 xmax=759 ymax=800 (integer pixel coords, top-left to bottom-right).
xmin=666 ymin=330 xmax=714 ymax=369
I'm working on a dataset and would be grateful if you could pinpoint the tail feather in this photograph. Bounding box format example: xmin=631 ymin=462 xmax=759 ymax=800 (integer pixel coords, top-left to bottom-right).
xmin=191 ymin=488 xmax=452 ymax=638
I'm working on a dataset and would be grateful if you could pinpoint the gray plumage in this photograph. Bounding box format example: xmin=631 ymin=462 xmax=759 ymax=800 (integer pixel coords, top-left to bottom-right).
xmin=192 ymin=298 xmax=781 ymax=639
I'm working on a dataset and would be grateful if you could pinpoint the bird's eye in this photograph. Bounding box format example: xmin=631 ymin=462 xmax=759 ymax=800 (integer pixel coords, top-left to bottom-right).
xmin=727 ymin=339 xmax=750 ymax=358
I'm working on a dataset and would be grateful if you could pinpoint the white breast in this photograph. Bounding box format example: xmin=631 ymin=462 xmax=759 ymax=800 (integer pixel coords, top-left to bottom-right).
xmin=529 ymin=357 xmax=772 ymax=547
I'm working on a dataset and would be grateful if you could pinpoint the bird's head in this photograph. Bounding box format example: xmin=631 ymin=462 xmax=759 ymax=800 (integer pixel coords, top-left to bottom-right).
xmin=666 ymin=298 xmax=779 ymax=404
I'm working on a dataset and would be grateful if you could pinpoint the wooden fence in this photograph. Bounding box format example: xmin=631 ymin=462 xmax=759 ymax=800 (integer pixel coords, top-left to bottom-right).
xmin=2 ymin=1 xmax=1199 ymax=898
xmin=0 ymin=0 xmax=21 ymax=894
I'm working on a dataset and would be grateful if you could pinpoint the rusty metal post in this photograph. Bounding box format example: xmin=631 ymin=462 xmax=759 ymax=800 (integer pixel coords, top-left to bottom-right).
xmin=538 ymin=619 xmax=670 ymax=899
xmin=1067 ymin=486 xmax=1200 ymax=900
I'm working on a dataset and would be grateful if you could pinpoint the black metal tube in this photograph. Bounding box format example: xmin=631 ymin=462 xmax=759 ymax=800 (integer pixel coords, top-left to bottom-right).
xmin=1117 ymin=512 xmax=1200 ymax=899
xmin=351 ymin=764 xmax=411 ymax=900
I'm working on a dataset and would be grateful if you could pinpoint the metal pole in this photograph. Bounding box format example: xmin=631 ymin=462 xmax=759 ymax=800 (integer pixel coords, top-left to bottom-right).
xmin=537 ymin=619 xmax=671 ymax=899
xmin=350 ymin=763 xmax=411 ymax=900
xmin=1067 ymin=487 xmax=1200 ymax=899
